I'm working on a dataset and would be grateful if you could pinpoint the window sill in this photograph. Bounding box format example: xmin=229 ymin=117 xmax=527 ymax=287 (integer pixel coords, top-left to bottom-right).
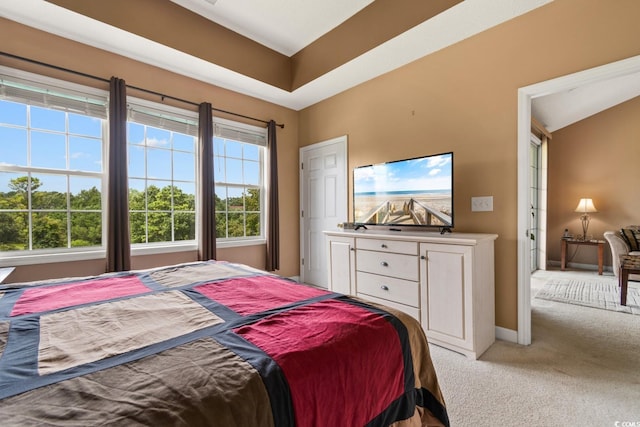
xmin=0 ymin=239 xmax=267 ymax=267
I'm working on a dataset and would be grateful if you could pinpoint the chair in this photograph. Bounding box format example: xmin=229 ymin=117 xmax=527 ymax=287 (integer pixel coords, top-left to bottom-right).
xmin=604 ymin=229 xmax=640 ymax=281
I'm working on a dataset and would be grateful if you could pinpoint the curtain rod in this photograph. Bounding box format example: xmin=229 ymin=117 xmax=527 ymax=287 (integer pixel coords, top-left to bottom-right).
xmin=0 ymin=51 xmax=285 ymax=129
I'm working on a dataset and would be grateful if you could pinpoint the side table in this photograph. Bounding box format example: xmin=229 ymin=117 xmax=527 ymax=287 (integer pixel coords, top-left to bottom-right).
xmin=619 ymin=255 xmax=640 ymax=306
xmin=560 ymin=239 xmax=605 ymax=275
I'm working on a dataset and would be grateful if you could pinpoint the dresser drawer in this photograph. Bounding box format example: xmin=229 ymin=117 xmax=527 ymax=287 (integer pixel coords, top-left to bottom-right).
xmin=356 ymin=271 xmax=419 ymax=307
xmin=356 ymin=250 xmax=418 ymax=281
xmin=356 ymin=238 xmax=417 ymax=255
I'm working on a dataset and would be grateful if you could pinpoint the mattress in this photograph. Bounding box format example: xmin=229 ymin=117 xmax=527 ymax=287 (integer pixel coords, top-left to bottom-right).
xmin=0 ymin=260 xmax=448 ymax=426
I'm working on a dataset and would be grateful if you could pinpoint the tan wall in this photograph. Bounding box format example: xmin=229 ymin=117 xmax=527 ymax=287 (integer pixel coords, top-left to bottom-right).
xmin=547 ymin=96 xmax=640 ymax=268
xmin=298 ymin=0 xmax=640 ymax=330
xmin=0 ymin=19 xmax=300 ymax=282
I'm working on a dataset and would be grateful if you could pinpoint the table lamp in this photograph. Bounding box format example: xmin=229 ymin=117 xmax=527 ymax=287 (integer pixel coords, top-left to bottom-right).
xmin=574 ymin=198 xmax=597 ymax=240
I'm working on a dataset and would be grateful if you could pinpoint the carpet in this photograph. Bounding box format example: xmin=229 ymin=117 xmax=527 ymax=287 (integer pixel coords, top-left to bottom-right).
xmin=535 ymin=278 xmax=640 ymax=315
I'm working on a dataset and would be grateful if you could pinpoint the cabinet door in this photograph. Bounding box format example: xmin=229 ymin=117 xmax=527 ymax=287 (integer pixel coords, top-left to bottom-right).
xmin=420 ymin=243 xmax=473 ymax=348
xmin=327 ymin=236 xmax=355 ymax=295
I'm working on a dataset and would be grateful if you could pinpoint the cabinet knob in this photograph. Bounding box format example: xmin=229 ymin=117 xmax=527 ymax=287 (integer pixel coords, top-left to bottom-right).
xmin=350 ymin=247 xmax=355 ymax=251
xmin=380 ymin=261 xmax=389 ymax=267
xmin=381 ymin=244 xmax=387 ymax=249
xmin=381 ymin=285 xmax=389 ymax=291
xmin=420 ymin=255 xmax=426 ymax=260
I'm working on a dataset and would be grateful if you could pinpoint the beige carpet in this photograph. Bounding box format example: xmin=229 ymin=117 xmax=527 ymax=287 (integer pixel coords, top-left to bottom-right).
xmin=535 ymin=277 xmax=640 ymax=315
xmin=427 ymin=269 xmax=640 ymax=427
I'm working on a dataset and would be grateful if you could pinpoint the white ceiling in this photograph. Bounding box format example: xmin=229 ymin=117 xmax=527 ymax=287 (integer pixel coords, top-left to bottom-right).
xmin=2 ymin=0 xmax=639 ymax=129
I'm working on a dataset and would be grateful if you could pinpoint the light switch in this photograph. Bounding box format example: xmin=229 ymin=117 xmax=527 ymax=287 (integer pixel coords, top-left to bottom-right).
xmin=471 ymin=196 xmax=493 ymax=212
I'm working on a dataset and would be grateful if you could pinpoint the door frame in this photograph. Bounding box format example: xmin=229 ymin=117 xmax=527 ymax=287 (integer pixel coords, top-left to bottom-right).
xmin=516 ymin=54 xmax=640 ymax=345
xmin=299 ymin=135 xmax=348 ymax=285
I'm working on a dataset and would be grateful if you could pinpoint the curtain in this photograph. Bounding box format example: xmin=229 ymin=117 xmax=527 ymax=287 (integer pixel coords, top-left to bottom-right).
xmin=265 ymin=120 xmax=280 ymax=271
xmin=106 ymin=77 xmax=131 ymax=272
xmin=197 ymin=102 xmax=216 ymax=261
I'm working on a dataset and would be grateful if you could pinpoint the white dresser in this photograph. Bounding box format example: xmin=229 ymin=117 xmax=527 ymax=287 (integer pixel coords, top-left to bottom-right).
xmin=325 ymin=229 xmax=498 ymax=359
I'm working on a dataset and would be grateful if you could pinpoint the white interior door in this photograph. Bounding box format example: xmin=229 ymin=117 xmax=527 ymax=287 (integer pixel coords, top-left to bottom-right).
xmin=300 ymin=136 xmax=347 ymax=287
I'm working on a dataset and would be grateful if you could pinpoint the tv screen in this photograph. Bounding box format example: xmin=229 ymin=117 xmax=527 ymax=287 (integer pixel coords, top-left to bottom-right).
xmin=353 ymin=152 xmax=453 ymax=229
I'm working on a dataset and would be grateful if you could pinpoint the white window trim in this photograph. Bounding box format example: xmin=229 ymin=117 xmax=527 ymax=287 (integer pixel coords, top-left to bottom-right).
xmin=213 ymin=117 xmax=267 ymax=241
xmin=0 ymin=66 xmax=109 ymax=264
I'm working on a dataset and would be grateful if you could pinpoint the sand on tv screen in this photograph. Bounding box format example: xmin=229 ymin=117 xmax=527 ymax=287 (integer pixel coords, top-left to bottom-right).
xmin=353 ymin=152 xmax=453 ymax=228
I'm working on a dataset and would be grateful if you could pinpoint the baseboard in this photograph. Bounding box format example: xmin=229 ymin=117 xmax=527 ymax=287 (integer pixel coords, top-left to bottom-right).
xmin=496 ymin=326 xmax=518 ymax=343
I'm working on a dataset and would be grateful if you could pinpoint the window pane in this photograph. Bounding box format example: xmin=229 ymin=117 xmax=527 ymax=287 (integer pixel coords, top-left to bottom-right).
xmin=0 ymin=172 xmax=28 ymax=208
xmin=215 ymin=186 xmax=227 ymax=212
xmin=147 ymin=180 xmax=171 ymax=211
xmin=128 ymin=145 xmax=145 ymax=178
xmin=71 ymin=212 xmax=102 ymax=247
xmin=32 ymin=212 xmax=67 ymax=249
xmin=173 ymin=151 xmax=194 ymax=181
xmin=69 ymin=114 xmax=101 ymax=137
xmin=129 ymin=179 xmax=146 ymax=210
xmin=174 ymin=182 xmax=195 ymax=210
xmin=31 ymin=131 xmax=66 ymax=169
xmin=245 ymin=188 xmax=260 ymax=211
xmin=0 ymin=212 xmax=28 ymax=251
xmin=0 ymin=127 xmax=27 ymax=166
xmin=226 ymin=141 xmax=242 ymax=158
xmin=225 ymin=158 xmax=243 ymax=184
xmin=129 ymin=212 xmax=147 ymax=244
xmin=173 ymin=133 xmax=194 ymax=152
xmin=213 ymin=137 xmax=224 ymax=156
xmin=30 ymin=106 xmax=65 ymax=132
xmin=0 ymin=100 xmax=27 ymax=126
xmin=215 ymin=213 xmax=227 ymax=238
xmin=227 ymin=212 xmax=244 ymax=237
xmin=31 ymin=174 xmax=67 ymax=210
xmin=214 ymin=154 xmax=226 ymax=181
xmin=146 ymin=127 xmax=170 ymax=148
xmin=174 ymin=212 xmax=195 ymax=241
xmin=227 ymin=187 xmax=244 ymax=211
xmin=244 ymin=144 xmax=259 ymax=161
xmin=128 ymin=122 xmax=145 ymax=145
xmin=244 ymin=160 xmax=260 ymax=185
xmin=70 ymin=177 xmax=102 ymax=210
xmin=147 ymin=212 xmax=171 ymax=242
xmin=246 ymin=213 xmax=260 ymax=237
xmin=147 ymin=147 xmax=171 ymax=180
xmin=70 ymin=136 xmax=102 ymax=172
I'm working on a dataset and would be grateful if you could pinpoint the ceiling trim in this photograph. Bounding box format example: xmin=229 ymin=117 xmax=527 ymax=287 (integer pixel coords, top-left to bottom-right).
xmin=1 ymin=0 xmax=552 ymax=111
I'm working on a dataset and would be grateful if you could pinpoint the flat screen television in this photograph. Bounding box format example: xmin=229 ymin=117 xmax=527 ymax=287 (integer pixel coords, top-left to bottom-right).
xmin=353 ymin=152 xmax=453 ymax=230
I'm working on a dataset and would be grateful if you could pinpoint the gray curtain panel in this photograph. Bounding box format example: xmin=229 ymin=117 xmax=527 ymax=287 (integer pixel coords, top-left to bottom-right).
xmin=265 ymin=120 xmax=280 ymax=271
xmin=106 ymin=77 xmax=131 ymax=272
xmin=197 ymin=102 xmax=216 ymax=261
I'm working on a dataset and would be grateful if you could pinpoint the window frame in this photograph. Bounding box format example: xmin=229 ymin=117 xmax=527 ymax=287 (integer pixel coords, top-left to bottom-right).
xmin=0 ymin=66 xmax=109 ymax=266
xmin=126 ymin=97 xmax=199 ymax=255
xmin=213 ymin=117 xmax=267 ymax=248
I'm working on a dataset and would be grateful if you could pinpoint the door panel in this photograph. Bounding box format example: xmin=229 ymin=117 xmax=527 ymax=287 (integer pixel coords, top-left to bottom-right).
xmin=300 ymin=137 xmax=347 ymax=287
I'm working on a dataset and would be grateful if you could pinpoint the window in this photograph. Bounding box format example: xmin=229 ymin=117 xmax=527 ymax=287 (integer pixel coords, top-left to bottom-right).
xmin=0 ymin=69 xmax=108 ymax=256
xmin=213 ymin=119 xmax=266 ymax=242
xmin=127 ymin=100 xmax=197 ymax=246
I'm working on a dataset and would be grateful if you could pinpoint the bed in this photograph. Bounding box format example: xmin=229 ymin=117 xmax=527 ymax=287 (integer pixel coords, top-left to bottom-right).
xmin=0 ymin=260 xmax=449 ymax=426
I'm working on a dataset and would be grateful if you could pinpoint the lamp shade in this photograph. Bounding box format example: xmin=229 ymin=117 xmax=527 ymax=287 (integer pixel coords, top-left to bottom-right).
xmin=575 ymin=198 xmax=597 ymax=213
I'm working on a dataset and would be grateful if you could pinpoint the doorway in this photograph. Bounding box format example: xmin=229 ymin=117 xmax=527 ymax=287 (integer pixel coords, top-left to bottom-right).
xmin=299 ymin=136 xmax=348 ymax=287
xmin=517 ymin=54 xmax=640 ymax=346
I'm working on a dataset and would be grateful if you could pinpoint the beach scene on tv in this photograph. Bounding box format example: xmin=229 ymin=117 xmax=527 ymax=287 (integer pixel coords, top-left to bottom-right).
xmin=353 ymin=153 xmax=452 ymax=227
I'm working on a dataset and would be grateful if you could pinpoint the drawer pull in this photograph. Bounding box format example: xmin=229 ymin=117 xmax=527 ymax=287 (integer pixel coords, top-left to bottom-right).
xmin=380 ymin=261 xmax=389 ymax=267
xmin=381 ymin=244 xmax=388 ymax=249
xmin=381 ymin=285 xmax=389 ymax=291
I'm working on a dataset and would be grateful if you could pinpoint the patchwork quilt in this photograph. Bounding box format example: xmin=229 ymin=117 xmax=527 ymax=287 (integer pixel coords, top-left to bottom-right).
xmin=0 ymin=261 xmax=448 ymax=426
